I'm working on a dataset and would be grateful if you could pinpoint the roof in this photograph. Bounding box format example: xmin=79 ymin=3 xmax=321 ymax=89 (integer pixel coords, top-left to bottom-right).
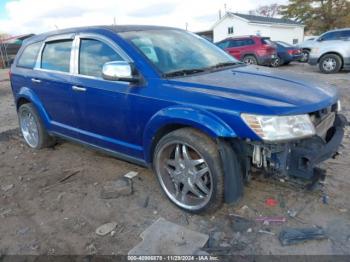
xmin=23 ymin=25 xmax=179 ymax=45
xmin=231 ymin=13 xmax=302 ymax=26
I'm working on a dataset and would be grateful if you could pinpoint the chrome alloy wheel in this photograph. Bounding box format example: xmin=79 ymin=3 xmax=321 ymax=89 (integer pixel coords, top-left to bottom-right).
xmin=20 ymin=109 xmax=39 ymax=148
xmin=322 ymin=57 xmax=337 ymax=72
xmin=155 ymin=142 xmax=213 ymax=210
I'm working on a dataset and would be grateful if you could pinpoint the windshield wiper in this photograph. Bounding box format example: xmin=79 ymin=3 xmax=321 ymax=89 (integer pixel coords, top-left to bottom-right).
xmin=208 ymin=61 xmax=243 ymax=69
xmin=163 ymin=68 xmax=206 ymax=77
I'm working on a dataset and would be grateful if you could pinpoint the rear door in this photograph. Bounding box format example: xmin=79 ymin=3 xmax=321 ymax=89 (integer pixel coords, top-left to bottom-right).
xmin=32 ymin=35 xmax=80 ymax=137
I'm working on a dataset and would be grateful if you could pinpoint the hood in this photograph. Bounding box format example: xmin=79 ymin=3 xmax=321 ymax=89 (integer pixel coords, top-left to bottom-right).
xmin=169 ymin=65 xmax=338 ymax=115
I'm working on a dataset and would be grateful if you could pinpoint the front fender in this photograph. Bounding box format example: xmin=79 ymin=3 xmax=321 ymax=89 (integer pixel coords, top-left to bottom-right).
xmin=143 ymin=106 xmax=236 ymax=162
xmin=16 ymin=87 xmax=51 ymax=128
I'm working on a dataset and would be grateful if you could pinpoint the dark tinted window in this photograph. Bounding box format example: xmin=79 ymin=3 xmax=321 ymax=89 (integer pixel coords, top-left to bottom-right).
xmin=229 ymin=39 xmax=254 ymax=47
xmin=320 ymin=32 xmax=338 ymax=41
xmin=261 ymin=38 xmax=273 ymax=45
xmin=17 ymin=41 xmax=42 ymax=68
xmin=41 ymin=40 xmax=72 ymax=72
xmin=339 ymin=30 xmax=350 ymax=39
xmin=216 ymin=40 xmax=230 ymax=49
xmin=79 ymin=39 xmax=123 ymax=77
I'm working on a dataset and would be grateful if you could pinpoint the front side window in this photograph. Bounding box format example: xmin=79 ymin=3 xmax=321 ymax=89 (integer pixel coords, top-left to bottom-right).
xmin=79 ymin=39 xmax=123 ymax=78
xmin=120 ymin=29 xmax=237 ymax=75
xmin=41 ymin=40 xmax=73 ymax=72
xmin=17 ymin=41 xmax=42 ymax=68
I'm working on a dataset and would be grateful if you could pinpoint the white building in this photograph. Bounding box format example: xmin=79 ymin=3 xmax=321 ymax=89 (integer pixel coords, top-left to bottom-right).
xmin=212 ymin=13 xmax=305 ymax=45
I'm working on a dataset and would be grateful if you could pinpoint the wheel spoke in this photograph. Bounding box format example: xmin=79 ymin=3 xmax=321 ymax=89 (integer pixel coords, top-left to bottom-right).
xmin=166 ymin=159 xmax=176 ymax=167
xmin=188 ymin=182 xmax=205 ymax=198
xmin=191 ymin=158 xmax=205 ymax=166
xmin=165 ymin=166 xmax=175 ymax=178
xmin=182 ymin=144 xmax=191 ymax=161
xmin=180 ymin=184 xmax=190 ymax=201
xmin=174 ymin=144 xmax=180 ymax=162
xmin=196 ymin=180 xmax=210 ymax=195
xmin=195 ymin=166 xmax=209 ymax=178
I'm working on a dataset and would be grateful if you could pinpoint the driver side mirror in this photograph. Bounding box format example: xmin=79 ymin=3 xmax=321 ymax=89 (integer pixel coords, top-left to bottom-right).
xmin=102 ymin=61 xmax=139 ymax=83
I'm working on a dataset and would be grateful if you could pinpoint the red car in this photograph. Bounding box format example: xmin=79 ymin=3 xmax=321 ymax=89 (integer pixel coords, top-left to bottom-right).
xmin=216 ymin=36 xmax=277 ymax=66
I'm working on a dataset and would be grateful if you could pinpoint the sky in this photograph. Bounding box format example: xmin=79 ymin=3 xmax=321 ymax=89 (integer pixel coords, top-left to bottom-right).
xmin=0 ymin=0 xmax=287 ymax=35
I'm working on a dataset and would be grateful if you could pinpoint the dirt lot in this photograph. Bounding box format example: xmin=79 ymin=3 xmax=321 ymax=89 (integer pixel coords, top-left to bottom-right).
xmin=0 ymin=63 xmax=349 ymax=256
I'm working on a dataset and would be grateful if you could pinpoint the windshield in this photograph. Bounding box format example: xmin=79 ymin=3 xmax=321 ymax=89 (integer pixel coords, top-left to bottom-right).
xmin=276 ymin=41 xmax=292 ymax=47
xmin=119 ymin=29 xmax=239 ymax=76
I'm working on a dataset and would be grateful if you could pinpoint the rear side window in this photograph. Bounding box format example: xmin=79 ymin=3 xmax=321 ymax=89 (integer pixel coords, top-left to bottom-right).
xmin=261 ymin=38 xmax=273 ymax=45
xmin=17 ymin=41 xmax=42 ymax=68
xmin=216 ymin=41 xmax=230 ymax=49
xmin=339 ymin=30 xmax=350 ymax=39
xmin=79 ymin=39 xmax=123 ymax=78
xmin=41 ymin=40 xmax=73 ymax=72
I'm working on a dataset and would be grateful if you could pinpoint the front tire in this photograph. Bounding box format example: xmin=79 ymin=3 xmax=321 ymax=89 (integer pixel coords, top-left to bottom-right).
xmin=153 ymin=128 xmax=225 ymax=213
xmin=319 ymin=54 xmax=342 ymax=74
xmin=18 ymin=103 xmax=55 ymax=149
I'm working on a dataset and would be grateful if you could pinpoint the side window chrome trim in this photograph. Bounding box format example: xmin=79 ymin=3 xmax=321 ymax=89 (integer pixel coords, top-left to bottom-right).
xmin=71 ymin=33 xmax=133 ymax=81
xmin=34 ymin=34 xmax=75 ymax=74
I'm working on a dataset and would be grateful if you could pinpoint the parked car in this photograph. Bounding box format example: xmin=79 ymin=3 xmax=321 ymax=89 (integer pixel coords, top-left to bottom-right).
xmin=215 ymin=36 xmax=277 ymax=66
xmin=298 ymin=38 xmax=318 ymax=62
xmin=308 ymin=29 xmax=350 ymax=73
xmin=272 ymin=41 xmax=303 ymax=67
xmin=10 ymin=26 xmax=346 ymax=213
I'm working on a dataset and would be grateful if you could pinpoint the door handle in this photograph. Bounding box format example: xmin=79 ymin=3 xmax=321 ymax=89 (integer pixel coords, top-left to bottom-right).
xmin=72 ymin=85 xmax=87 ymax=92
xmin=31 ymin=78 xmax=41 ymax=83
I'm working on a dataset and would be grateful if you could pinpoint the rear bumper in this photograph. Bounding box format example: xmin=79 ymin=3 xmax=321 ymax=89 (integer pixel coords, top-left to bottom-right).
xmin=244 ymin=114 xmax=347 ymax=180
xmin=257 ymin=54 xmax=276 ymax=66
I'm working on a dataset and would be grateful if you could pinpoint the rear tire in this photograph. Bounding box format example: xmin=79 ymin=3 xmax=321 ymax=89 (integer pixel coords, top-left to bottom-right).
xmin=243 ymin=55 xmax=258 ymax=65
xmin=300 ymin=50 xmax=310 ymax=62
xmin=319 ymin=54 xmax=342 ymax=74
xmin=18 ymin=103 xmax=56 ymax=149
xmin=153 ymin=128 xmax=229 ymax=213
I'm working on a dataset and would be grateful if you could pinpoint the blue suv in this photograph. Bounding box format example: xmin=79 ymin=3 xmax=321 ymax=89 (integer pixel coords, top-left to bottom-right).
xmin=10 ymin=26 xmax=346 ymax=213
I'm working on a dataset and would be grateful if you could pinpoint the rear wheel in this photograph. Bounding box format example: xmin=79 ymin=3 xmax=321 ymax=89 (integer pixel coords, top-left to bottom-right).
xmin=153 ymin=128 xmax=226 ymax=213
xmin=243 ymin=55 xmax=258 ymax=65
xmin=18 ymin=103 xmax=55 ymax=149
xmin=271 ymin=56 xmax=283 ymax=67
xmin=319 ymin=54 xmax=342 ymax=74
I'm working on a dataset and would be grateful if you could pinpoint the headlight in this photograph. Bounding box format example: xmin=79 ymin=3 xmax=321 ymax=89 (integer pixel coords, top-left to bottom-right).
xmin=242 ymin=114 xmax=315 ymax=141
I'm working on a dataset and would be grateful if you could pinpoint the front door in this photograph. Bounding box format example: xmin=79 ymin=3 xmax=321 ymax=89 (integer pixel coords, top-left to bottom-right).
xmin=70 ymin=36 xmax=144 ymax=157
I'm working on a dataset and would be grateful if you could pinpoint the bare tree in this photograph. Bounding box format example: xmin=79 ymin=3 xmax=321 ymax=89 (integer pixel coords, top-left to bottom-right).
xmin=250 ymin=3 xmax=282 ymax=17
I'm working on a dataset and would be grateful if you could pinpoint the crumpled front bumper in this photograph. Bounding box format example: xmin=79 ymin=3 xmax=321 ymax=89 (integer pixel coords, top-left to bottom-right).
xmin=247 ymin=114 xmax=347 ymax=180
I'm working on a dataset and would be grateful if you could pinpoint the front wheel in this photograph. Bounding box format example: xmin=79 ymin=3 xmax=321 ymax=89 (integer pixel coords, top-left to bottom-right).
xmin=153 ymin=128 xmax=226 ymax=213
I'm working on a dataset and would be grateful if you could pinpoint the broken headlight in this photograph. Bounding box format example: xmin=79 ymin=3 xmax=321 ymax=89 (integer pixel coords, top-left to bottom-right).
xmin=242 ymin=114 xmax=315 ymax=142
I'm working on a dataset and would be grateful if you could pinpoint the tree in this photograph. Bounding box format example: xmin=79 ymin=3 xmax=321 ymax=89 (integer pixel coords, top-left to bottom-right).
xmin=281 ymin=0 xmax=350 ymax=34
xmin=249 ymin=4 xmax=282 ymax=18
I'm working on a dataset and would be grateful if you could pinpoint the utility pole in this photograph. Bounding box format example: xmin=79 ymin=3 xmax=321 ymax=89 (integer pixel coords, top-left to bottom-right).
xmin=185 ymin=22 xmax=188 ymax=31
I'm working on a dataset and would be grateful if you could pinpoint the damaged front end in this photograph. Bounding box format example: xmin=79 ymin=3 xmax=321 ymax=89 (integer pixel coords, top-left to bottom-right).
xmin=245 ymin=112 xmax=347 ymax=181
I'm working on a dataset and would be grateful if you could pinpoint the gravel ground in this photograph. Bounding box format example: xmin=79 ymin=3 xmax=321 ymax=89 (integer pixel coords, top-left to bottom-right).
xmin=0 ymin=63 xmax=349 ymax=256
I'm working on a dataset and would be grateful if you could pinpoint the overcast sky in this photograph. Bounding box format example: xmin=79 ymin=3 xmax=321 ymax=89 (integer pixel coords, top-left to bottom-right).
xmin=0 ymin=0 xmax=287 ymax=35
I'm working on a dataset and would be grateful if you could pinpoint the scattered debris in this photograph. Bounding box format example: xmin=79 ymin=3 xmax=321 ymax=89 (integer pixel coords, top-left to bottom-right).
xmin=128 ymin=217 xmax=209 ymax=255
xmin=59 ymin=169 xmax=81 ymax=183
xmin=0 ymin=208 xmax=12 ymax=218
xmin=322 ymin=195 xmax=329 ymax=205
xmin=1 ymin=184 xmax=14 ymax=192
xmin=265 ymin=198 xmax=278 ymax=207
xmin=100 ymin=177 xmax=132 ymax=199
xmin=258 ymin=229 xmax=275 ymax=236
xmin=124 ymin=171 xmax=138 ymax=179
xmin=287 ymin=209 xmax=298 ymax=218
xmin=247 ymin=228 xmax=253 ymax=233
xmin=339 ymin=208 xmax=348 ymax=213
xmin=143 ymin=195 xmax=150 ymax=208
xmin=256 ymin=216 xmax=287 ymax=224
xmin=16 ymin=227 xmax=30 ymax=236
xmin=279 ymin=227 xmax=327 ymax=246
xmin=56 ymin=192 xmax=66 ymax=202
xmin=230 ymin=215 xmax=254 ymax=232
xmin=95 ymin=222 xmax=118 ymax=236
